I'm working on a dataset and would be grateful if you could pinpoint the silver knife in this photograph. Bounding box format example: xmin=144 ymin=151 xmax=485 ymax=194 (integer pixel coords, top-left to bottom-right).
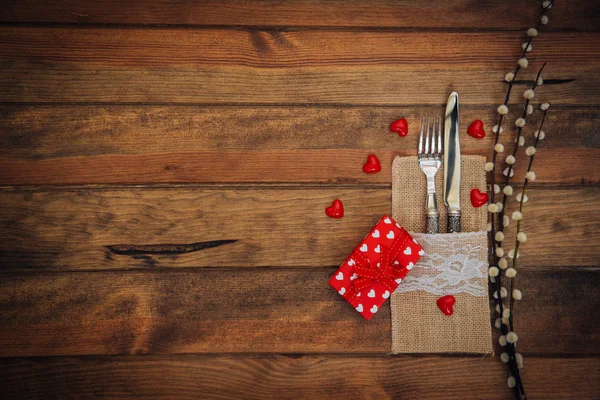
xmin=444 ymin=92 xmax=461 ymax=233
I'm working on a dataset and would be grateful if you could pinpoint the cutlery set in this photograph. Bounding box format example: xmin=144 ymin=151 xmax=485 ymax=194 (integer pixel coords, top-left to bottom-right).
xmin=418 ymin=91 xmax=462 ymax=234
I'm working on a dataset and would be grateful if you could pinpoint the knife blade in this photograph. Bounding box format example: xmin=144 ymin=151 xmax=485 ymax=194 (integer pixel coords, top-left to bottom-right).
xmin=444 ymin=91 xmax=461 ymax=233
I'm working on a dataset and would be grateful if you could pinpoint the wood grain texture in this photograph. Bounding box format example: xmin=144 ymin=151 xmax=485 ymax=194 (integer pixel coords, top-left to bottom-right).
xmin=0 ymin=186 xmax=597 ymax=270
xmin=0 ymin=0 xmax=597 ymax=30
xmin=1 ymin=105 xmax=598 ymax=185
xmin=0 ymin=268 xmax=597 ymax=357
xmin=0 ymin=28 xmax=598 ymax=105
xmin=1 ymin=355 xmax=599 ymax=400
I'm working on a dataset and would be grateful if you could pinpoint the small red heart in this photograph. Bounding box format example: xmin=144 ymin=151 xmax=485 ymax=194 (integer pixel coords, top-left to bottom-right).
xmin=470 ymin=188 xmax=489 ymax=208
xmin=437 ymin=295 xmax=456 ymax=316
xmin=325 ymin=199 xmax=344 ymax=219
xmin=390 ymin=118 xmax=408 ymax=137
xmin=362 ymin=154 xmax=381 ymax=173
xmin=467 ymin=120 xmax=486 ymax=139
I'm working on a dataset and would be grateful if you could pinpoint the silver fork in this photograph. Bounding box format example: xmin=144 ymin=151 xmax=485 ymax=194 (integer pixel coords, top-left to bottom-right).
xmin=418 ymin=116 xmax=443 ymax=234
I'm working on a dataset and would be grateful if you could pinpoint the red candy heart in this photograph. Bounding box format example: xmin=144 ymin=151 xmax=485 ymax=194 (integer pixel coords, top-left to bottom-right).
xmin=467 ymin=120 xmax=486 ymax=139
xmin=362 ymin=154 xmax=381 ymax=173
xmin=390 ymin=118 xmax=408 ymax=137
xmin=470 ymin=188 xmax=489 ymax=208
xmin=325 ymin=199 xmax=344 ymax=219
xmin=437 ymin=295 xmax=456 ymax=316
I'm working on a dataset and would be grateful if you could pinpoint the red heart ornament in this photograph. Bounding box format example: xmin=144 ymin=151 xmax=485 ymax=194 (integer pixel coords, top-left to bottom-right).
xmin=325 ymin=199 xmax=344 ymax=219
xmin=470 ymin=188 xmax=489 ymax=208
xmin=362 ymin=154 xmax=381 ymax=173
xmin=390 ymin=118 xmax=408 ymax=137
xmin=467 ymin=120 xmax=486 ymax=139
xmin=437 ymin=295 xmax=456 ymax=316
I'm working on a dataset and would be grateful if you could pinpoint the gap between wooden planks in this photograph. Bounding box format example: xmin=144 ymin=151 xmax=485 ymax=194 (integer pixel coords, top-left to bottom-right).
xmin=1 ymin=105 xmax=598 ymax=185
xmin=0 ymin=28 xmax=598 ymax=105
xmin=1 ymin=355 xmax=598 ymax=399
xmin=0 ymin=0 xmax=598 ymax=30
xmin=0 ymin=186 xmax=597 ymax=270
xmin=0 ymin=268 xmax=597 ymax=357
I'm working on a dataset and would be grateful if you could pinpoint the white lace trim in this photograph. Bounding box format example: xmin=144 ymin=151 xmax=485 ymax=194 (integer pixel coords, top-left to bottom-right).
xmin=394 ymin=231 xmax=488 ymax=297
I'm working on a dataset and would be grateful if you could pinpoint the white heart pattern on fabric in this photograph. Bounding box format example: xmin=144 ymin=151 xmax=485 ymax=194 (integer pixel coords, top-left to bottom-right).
xmin=370 ymin=305 xmax=378 ymax=313
xmin=382 ymin=290 xmax=390 ymax=299
xmin=386 ymin=231 xmax=395 ymax=239
xmin=350 ymin=273 xmax=358 ymax=280
xmin=348 ymin=259 xmax=355 ymax=266
xmin=395 ymin=278 xmax=402 ymax=284
xmin=356 ymin=304 xmax=363 ymax=312
xmin=384 ymin=217 xmax=392 ymax=224
xmin=393 ymin=260 xmax=399 ymax=265
xmin=407 ymin=262 xmax=414 ymax=270
xmin=336 ymin=272 xmax=344 ymax=280
xmin=372 ymin=229 xmax=380 ymax=238
xmin=356 ymin=292 xmax=361 ymax=297
xmin=374 ymin=245 xmax=381 ymax=253
xmin=419 ymin=249 xmax=425 ymax=256
xmin=360 ymin=244 xmax=368 ymax=252
xmin=404 ymin=247 xmax=412 ymax=255
xmin=339 ymin=287 xmax=346 ymax=295
xmin=368 ymin=289 xmax=376 ymax=298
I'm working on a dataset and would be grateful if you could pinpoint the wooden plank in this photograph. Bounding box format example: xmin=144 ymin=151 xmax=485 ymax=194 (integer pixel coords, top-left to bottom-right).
xmin=0 ymin=0 xmax=596 ymax=30
xmin=0 ymin=28 xmax=598 ymax=105
xmin=0 ymin=268 xmax=597 ymax=356
xmin=1 ymin=355 xmax=599 ymax=400
xmin=1 ymin=105 xmax=598 ymax=185
xmin=0 ymin=186 xmax=597 ymax=270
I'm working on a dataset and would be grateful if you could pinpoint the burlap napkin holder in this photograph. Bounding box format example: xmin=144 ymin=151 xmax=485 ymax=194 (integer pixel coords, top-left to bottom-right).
xmin=391 ymin=155 xmax=493 ymax=354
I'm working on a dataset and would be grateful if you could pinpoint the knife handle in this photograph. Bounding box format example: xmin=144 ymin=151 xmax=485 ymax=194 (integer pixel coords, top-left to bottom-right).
xmin=448 ymin=212 xmax=461 ymax=233
xmin=426 ymin=214 xmax=439 ymax=234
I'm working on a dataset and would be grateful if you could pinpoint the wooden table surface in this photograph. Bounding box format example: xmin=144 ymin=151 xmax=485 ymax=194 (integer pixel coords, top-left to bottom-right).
xmin=1 ymin=1 xmax=599 ymax=399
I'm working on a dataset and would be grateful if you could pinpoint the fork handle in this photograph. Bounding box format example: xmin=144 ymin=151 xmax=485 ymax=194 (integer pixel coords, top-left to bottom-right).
xmin=426 ymin=214 xmax=439 ymax=234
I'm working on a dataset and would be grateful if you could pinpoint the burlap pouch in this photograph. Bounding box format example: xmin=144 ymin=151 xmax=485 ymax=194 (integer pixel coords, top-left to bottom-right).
xmin=391 ymin=155 xmax=493 ymax=354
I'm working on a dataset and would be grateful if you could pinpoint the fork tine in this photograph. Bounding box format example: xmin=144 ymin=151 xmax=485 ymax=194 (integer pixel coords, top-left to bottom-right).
xmin=438 ymin=116 xmax=443 ymax=154
xmin=431 ymin=116 xmax=437 ymax=154
xmin=418 ymin=117 xmax=424 ymax=154
xmin=425 ymin=117 xmax=430 ymax=154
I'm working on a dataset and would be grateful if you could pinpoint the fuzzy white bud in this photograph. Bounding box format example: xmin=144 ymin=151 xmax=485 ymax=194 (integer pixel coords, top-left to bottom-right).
xmin=503 ymin=185 xmax=514 ymax=195
xmin=497 ymin=105 xmax=509 ymax=115
xmin=495 ymin=304 xmax=501 ymax=313
xmin=496 ymin=247 xmax=504 ymax=258
xmin=527 ymin=104 xmax=534 ymax=115
xmin=495 ymin=318 xmax=502 ymax=329
xmin=513 ymin=289 xmax=522 ymax=300
xmin=505 ymin=72 xmax=515 ymax=82
xmin=523 ymin=89 xmax=535 ymax=100
xmin=541 ymin=103 xmax=550 ymax=110
xmin=489 ymin=266 xmax=500 ymax=277
xmin=507 ymin=331 xmax=519 ymax=343
xmin=526 ymin=171 xmax=536 ymax=181
xmin=534 ymin=130 xmax=546 ymax=140
xmin=508 ymin=376 xmax=516 ymax=388
xmin=541 ymin=15 xmax=549 ymax=24
xmin=492 ymin=125 xmax=504 ymax=134
xmin=485 ymin=162 xmax=494 ymax=172
xmin=502 ymin=308 xmax=511 ymax=319
xmin=542 ymin=1 xmax=552 ymax=9
xmin=494 ymin=184 xmax=500 ymax=194
xmin=527 ymin=28 xmax=538 ymax=37
xmin=518 ymin=58 xmax=528 ymax=68
xmin=487 ymin=222 xmax=492 ymax=232
xmin=499 ymin=335 xmax=507 ymax=346
xmin=503 ymin=167 xmax=514 ymax=177
xmin=503 ymin=215 xmax=510 ymax=227
xmin=537 ymin=76 xmax=544 ymax=86
xmin=518 ymin=136 xmax=525 ymax=147
xmin=508 ymin=249 xmax=520 ymax=259
xmin=490 ymin=276 xmax=496 ymax=283
xmin=506 ymin=268 xmax=517 ymax=278
xmin=516 ymin=353 xmax=524 ymax=369
xmin=522 ymin=42 xmax=532 ymax=52
xmin=512 ymin=211 xmax=523 ymax=221
xmin=495 ymin=231 xmax=505 ymax=242
xmin=499 ymin=257 xmax=508 ymax=269
xmin=526 ymin=146 xmax=536 ymax=156
xmin=516 ymin=192 xmax=528 ymax=203
xmin=501 ymin=287 xmax=508 ymax=298
xmin=496 ymin=202 xmax=503 ymax=212
xmin=506 ymin=155 xmax=516 ymax=165
xmin=488 ymin=204 xmax=499 ymax=213
xmin=501 ymin=353 xmax=510 ymax=363
xmin=517 ymin=232 xmax=528 ymax=243
xmin=515 ymin=118 xmax=526 ymax=127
